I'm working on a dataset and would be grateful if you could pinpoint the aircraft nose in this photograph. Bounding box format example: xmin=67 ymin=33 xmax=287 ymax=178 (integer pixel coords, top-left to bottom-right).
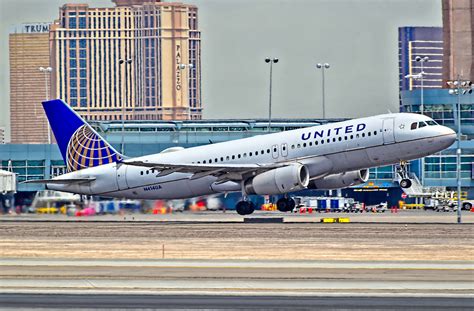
xmin=441 ymin=126 xmax=457 ymax=146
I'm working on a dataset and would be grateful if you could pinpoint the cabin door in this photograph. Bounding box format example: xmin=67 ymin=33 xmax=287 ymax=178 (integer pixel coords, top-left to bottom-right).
xmin=116 ymin=164 xmax=129 ymax=190
xmin=382 ymin=118 xmax=395 ymax=144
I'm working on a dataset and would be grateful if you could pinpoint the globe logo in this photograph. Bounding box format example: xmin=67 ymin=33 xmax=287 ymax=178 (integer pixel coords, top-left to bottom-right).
xmin=66 ymin=125 xmax=121 ymax=172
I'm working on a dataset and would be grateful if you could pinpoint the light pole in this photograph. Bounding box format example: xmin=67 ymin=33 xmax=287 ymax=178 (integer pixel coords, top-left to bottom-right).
xmin=265 ymin=57 xmax=278 ymax=132
xmin=179 ymin=63 xmax=194 ymax=120
xmin=119 ymin=58 xmax=132 ymax=155
xmin=415 ymin=56 xmax=429 ymax=115
xmin=39 ymin=66 xmax=52 ymax=144
xmin=447 ymin=77 xmax=472 ymax=224
xmin=316 ymin=63 xmax=330 ymax=119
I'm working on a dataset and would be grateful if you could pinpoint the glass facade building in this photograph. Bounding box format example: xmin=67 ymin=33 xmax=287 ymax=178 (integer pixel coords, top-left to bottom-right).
xmin=50 ymin=1 xmax=202 ymax=121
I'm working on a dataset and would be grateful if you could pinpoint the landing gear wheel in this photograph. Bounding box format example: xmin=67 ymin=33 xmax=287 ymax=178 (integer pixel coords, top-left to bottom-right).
xmin=399 ymin=179 xmax=412 ymax=189
xmin=277 ymin=197 xmax=296 ymax=212
xmin=236 ymin=201 xmax=255 ymax=215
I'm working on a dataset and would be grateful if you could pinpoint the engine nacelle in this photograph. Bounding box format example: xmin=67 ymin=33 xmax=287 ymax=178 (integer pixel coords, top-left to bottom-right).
xmin=244 ymin=163 xmax=310 ymax=195
xmin=309 ymin=169 xmax=369 ymax=190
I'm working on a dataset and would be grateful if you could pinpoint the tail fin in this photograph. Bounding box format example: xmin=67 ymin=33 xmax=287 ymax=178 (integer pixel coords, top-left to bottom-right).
xmin=42 ymin=99 xmax=123 ymax=172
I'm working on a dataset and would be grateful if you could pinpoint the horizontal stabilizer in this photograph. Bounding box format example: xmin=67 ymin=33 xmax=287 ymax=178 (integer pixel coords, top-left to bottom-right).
xmin=22 ymin=177 xmax=96 ymax=184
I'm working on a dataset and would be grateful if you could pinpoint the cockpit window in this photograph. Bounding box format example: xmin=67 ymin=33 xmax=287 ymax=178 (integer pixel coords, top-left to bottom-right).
xmin=418 ymin=121 xmax=427 ymax=128
xmin=410 ymin=122 xmax=417 ymax=130
xmin=427 ymin=120 xmax=437 ymax=126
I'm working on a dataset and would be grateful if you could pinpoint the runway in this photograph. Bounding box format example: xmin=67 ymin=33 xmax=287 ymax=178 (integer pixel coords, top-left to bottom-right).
xmin=0 ymin=215 xmax=472 ymax=309
xmin=1 ymin=293 xmax=473 ymax=309
xmin=1 ymin=259 xmax=472 ymax=296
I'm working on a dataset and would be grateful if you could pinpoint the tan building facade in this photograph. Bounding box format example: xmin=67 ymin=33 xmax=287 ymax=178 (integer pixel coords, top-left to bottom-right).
xmin=50 ymin=0 xmax=202 ymax=121
xmin=0 ymin=127 xmax=5 ymax=144
xmin=442 ymin=0 xmax=474 ymax=83
xmin=9 ymin=23 xmax=52 ymax=144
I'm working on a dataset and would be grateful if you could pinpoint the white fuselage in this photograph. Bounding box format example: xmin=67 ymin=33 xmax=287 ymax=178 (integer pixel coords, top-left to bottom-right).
xmin=47 ymin=113 xmax=456 ymax=199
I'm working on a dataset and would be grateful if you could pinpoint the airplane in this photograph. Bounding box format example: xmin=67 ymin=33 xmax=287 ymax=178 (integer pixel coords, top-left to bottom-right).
xmin=25 ymin=99 xmax=456 ymax=215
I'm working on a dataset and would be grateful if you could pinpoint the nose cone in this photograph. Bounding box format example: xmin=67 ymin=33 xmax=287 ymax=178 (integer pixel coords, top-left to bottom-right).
xmin=439 ymin=126 xmax=457 ymax=148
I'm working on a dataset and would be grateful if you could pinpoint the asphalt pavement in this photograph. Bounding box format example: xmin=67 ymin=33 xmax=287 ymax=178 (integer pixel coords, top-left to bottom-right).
xmin=0 ymin=294 xmax=473 ymax=309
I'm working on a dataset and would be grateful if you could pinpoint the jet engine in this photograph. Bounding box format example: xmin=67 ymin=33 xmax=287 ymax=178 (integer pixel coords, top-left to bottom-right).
xmin=243 ymin=163 xmax=309 ymax=195
xmin=309 ymin=169 xmax=369 ymax=190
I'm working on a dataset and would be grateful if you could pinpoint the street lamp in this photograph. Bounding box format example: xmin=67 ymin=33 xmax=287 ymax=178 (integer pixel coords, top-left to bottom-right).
xmin=447 ymin=77 xmax=472 ymax=224
xmin=415 ymin=56 xmax=429 ymax=115
xmin=179 ymin=63 xmax=194 ymax=120
xmin=119 ymin=58 xmax=132 ymax=155
xmin=39 ymin=66 xmax=53 ymax=144
xmin=265 ymin=57 xmax=278 ymax=132
xmin=316 ymin=63 xmax=330 ymax=119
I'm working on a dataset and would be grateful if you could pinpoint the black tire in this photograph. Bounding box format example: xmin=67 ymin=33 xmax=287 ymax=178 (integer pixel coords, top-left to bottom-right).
xmin=236 ymin=201 xmax=255 ymax=215
xmin=277 ymin=198 xmax=295 ymax=212
xmin=276 ymin=198 xmax=289 ymax=212
xmin=236 ymin=201 xmax=249 ymax=215
xmin=246 ymin=201 xmax=255 ymax=215
xmin=462 ymin=202 xmax=472 ymax=210
xmin=400 ymin=179 xmax=412 ymax=188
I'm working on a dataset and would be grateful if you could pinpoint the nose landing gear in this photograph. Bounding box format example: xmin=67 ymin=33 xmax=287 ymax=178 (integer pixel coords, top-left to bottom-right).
xmin=397 ymin=161 xmax=412 ymax=189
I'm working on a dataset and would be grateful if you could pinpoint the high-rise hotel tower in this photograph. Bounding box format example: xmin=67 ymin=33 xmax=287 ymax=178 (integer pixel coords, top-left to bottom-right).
xmin=49 ymin=0 xmax=202 ymax=121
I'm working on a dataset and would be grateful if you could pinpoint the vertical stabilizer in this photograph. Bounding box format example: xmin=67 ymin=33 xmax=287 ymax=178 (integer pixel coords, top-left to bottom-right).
xmin=42 ymin=99 xmax=123 ymax=172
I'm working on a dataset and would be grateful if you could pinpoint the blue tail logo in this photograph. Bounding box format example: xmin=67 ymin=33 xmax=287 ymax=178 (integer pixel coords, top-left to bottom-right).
xmin=42 ymin=99 xmax=123 ymax=172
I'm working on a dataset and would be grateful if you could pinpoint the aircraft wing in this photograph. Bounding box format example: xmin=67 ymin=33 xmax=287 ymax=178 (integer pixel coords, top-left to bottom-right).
xmin=22 ymin=177 xmax=96 ymax=184
xmin=123 ymin=160 xmax=287 ymax=183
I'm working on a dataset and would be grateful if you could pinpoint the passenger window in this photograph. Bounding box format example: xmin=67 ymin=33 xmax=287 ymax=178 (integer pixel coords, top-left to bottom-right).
xmin=226 ymin=156 xmax=230 ymax=160
xmin=146 ymin=170 xmax=149 ymax=174
xmin=327 ymin=139 xmax=330 ymax=143
xmin=344 ymin=136 xmax=347 ymax=140
xmin=215 ymin=158 xmax=218 ymax=162
xmin=249 ymin=152 xmax=253 ymax=156
xmin=418 ymin=121 xmax=427 ymax=128
xmin=315 ymin=141 xmax=319 ymax=145
xmin=203 ymin=160 xmax=207 ymax=163
xmin=356 ymin=134 xmax=360 ymax=138
xmin=374 ymin=131 xmax=377 ymax=135
xmin=232 ymin=155 xmax=235 ymax=160
xmin=220 ymin=157 xmax=224 ymax=161
xmin=238 ymin=154 xmax=241 ymax=158
xmin=332 ymin=138 xmax=336 ymax=142
xmin=209 ymin=159 xmax=212 ymax=163
xmin=411 ymin=122 xmax=417 ymax=130
xmin=302 ymin=143 xmax=306 ymax=148
xmin=362 ymin=133 xmax=365 ymax=137
xmin=291 ymin=145 xmax=295 ymax=149
xmin=273 ymin=147 xmax=277 ymax=152
xmin=243 ymin=153 xmax=247 ymax=157
xmin=350 ymin=135 xmax=354 ymax=139
xmin=338 ymin=137 xmax=342 ymax=141
xmin=297 ymin=144 xmax=300 ymax=148
xmin=309 ymin=142 xmax=312 ymax=146
xmin=368 ymin=132 xmax=371 ymax=136
xmin=140 ymin=171 xmax=143 ymax=175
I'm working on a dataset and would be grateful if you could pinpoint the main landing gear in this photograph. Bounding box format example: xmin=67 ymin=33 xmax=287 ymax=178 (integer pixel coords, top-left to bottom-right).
xmin=397 ymin=160 xmax=412 ymax=189
xmin=276 ymin=197 xmax=296 ymax=212
xmin=236 ymin=200 xmax=255 ymax=215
